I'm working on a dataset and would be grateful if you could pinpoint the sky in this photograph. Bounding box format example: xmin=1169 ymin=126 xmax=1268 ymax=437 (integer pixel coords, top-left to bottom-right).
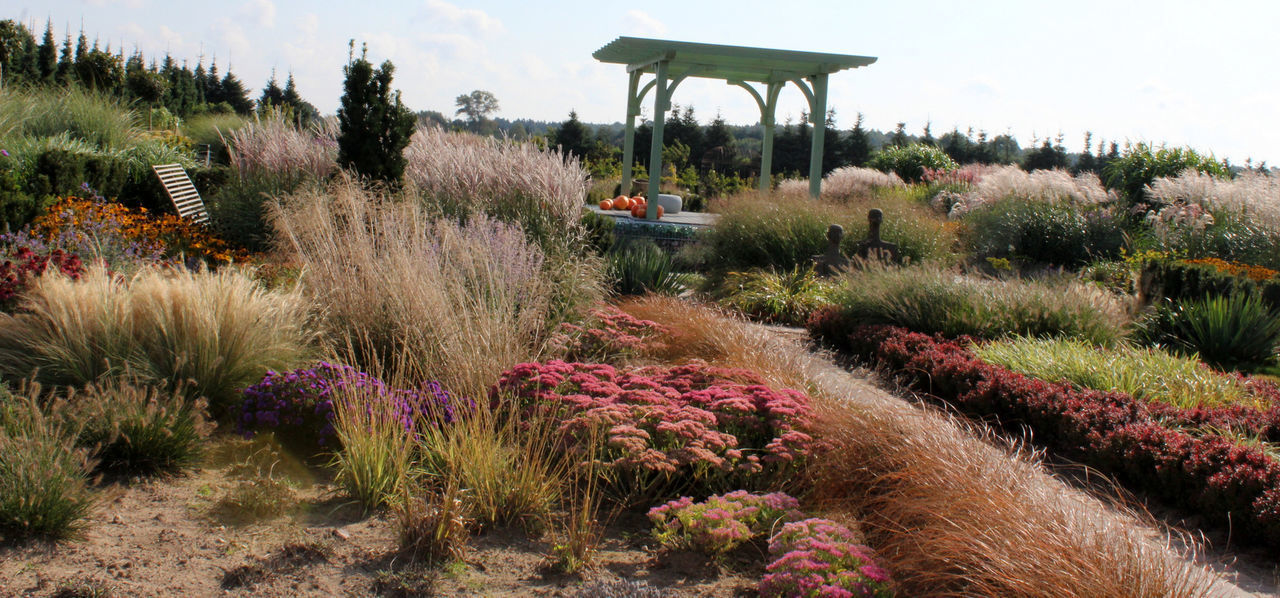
xmin=8 ymin=0 xmax=1279 ymax=164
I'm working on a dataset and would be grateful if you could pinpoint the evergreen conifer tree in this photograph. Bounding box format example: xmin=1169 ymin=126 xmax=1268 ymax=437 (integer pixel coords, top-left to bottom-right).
xmin=337 ymin=42 xmax=416 ymax=184
xmin=37 ymin=21 xmax=56 ymax=82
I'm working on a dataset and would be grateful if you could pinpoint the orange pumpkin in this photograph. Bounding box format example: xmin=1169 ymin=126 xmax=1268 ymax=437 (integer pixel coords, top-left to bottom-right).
xmin=656 ymin=205 xmax=665 ymax=219
xmin=599 ymin=199 xmax=613 ymax=211
xmin=614 ymin=195 xmax=628 ymax=203
xmin=631 ymin=205 xmax=645 ymax=218
xmin=632 ymin=196 xmax=645 ymax=204
xmin=615 ymin=197 xmax=631 ymax=210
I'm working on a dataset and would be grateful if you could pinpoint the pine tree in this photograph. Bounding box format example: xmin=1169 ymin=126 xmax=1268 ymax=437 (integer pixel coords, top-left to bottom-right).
xmin=37 ymin=21 xmax=57 ymax=82
xmin=337 ymin=42 xmax=416 ymax=184
xmin=921 ymin=121 xmax=934 ymax=146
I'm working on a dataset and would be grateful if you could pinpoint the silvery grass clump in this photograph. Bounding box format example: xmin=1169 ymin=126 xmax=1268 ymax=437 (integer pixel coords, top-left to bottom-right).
xmin=944 ymin=165 xmax=1116 ymax=218
xmin=776 ymin=166 xmax=905 ymax=200
xmin=403 ymin=126 xmax=588 ymax=254
xmin=1148 ymin=169 xmax=1280 ymax=231
xmin=225 ymin=109 xmax=338 ymax=181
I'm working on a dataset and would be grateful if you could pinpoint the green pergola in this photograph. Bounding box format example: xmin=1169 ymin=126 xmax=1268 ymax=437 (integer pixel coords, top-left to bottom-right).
xmin=593 ymin=36 xmax=876 ymax=215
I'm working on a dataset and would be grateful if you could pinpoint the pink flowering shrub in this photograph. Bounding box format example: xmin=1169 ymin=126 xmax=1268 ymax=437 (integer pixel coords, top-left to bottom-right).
xmin=648 ymin=491 xmax=804 ymax=554
xmin=492 ymin=360 xmax=817 ymax=500
xmin=548 ymin=306 xmax=670 ymax=363
xmin=760 ymin=518 xmax=893 ymax=598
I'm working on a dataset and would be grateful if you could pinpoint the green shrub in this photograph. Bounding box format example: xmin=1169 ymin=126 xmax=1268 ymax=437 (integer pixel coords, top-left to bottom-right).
xmin=962 ymin=199 xmax=1126 ymax=266
xmin=1102 ymin=143 xmax=1229 ymax=203
xmin=704 ymin=193 xmax=953 ymax=273
xmin=1141 ymin=208 xmax=1280 ymax=269
xmin=607 ymin=239 xmax=687 ymax=296
xmin=1140 ymin=258 xmax=1280 ymax=311
xmin=1133 ymin=294 xmax=1280 ymax=372
xmin=717 ymin=265 xmax=836 ymax=326
xmin=0 ymin=395 xmax=96 ymax=541
xmin=29 ymin=148 xmax=130 ymax=199
xmin=208 ymin=171 xmax=308 ymax=252
xmin=973 ymin=336 xmax=1263 ymax=409
xmin=827 ymin=266 xmax=1128 ymax=345
xmin=580 ymin=209 xmax=615 ymax=256
xmin=867 ymin=144 xmax=958 ymax=183
xmin=69 ymin=381 xmax=212 ymax=474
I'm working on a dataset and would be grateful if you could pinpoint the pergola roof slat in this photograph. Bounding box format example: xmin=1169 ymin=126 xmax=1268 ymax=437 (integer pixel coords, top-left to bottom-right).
xmin=595 ymin=36 xmax=876 ymax=81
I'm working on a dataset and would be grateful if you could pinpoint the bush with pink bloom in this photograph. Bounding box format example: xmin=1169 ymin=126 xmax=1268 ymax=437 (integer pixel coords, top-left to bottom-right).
xmin=760 ymin=518 xmax=893 ymax=598
xmin=548 ymin=306 xmax=669 ymax=363
xmin=493 ymin=360 xmax=818 ymax=501
xmin=648 ymin=491 xmax=804 ymax=554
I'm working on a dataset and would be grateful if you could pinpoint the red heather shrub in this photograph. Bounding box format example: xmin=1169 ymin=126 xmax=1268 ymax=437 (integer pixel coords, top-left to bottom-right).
xmin=492 ymin=360 xmax=817 ymax=501
xmin=548 ymin=306 xmax=669 ymax=362
xmin=0 ymin=246 xmax=85 ymax=310
xmin=648 ymin=490 xmax=804 ymax=554
xmin=842 ymin=324 xmax=1280 ymax=547
xmin=760 ymin=518 xmax=893 ymax=598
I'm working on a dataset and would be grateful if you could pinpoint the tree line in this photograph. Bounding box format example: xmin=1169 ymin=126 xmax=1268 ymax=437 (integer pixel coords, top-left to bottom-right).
xmin=0 ymin=19 xmax=317 ymax=123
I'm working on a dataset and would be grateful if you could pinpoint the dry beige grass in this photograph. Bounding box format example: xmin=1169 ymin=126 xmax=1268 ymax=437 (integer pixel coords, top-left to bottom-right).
xmin=272 ymin=177 xmax=554 ymax=397
xmin=0 ymin=267 xmax=315 ymax=415
xmin=616 ymin=295 xmax=1226 ymax=597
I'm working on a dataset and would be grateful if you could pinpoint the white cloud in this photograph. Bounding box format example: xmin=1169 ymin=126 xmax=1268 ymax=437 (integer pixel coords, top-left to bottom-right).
xmin=421 ymin=0 xmax=504 ymax=35
xmin=619 ymin=10 xmax=667 ymax=37
xmin=239 ymin=0 xmax=277 ymax=29
xmin=210 ymin=19 xmax=252 ymax=66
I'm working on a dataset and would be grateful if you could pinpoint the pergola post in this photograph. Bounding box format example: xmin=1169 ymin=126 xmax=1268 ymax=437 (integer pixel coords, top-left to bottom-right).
xmin=807 ymin=73 xmax=829 ymax=198
xmin=645 ymin=60 xmax=669 ymax=218
xmin=758 ymin=82 xmax=783 ymax=192
xmin=620 ymin=70 xmax=642 ymax=197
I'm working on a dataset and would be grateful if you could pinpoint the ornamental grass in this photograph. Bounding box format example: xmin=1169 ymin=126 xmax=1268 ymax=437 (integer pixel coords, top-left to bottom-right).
xmin=617 ymin=296 xmax=1225 ymax=597
xmin=0 ymin=266 xmax=315 ymax=416
xmin=973 ymin=336 xmax=1265 ymax=410
xmin=273 ymin=177 xmax=556 ymax=397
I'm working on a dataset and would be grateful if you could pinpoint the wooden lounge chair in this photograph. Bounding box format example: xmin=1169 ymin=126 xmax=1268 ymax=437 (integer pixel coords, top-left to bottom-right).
xmin=152 ymin=163 xmax=210 ymax=224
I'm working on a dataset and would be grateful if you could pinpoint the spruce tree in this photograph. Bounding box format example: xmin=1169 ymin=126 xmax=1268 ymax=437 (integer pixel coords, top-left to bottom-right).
xmin=220 ymin=70 xmax=254 ymax=114
xmin=552 ymin=110 xmax=592 ymax=160
xmin=336 ymin=43 xmax=415 ymax=184
xmin=56 ymin=33 xmax=73 ymax=83
xmin=37 ymin=21 xmax=56 ymax=82
xmin=281 ymin=73 xmax=319 ymax=125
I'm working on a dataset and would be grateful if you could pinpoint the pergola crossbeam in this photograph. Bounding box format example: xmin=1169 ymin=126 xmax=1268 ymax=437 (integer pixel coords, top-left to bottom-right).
xmin=594 ymin=36 xmax=876 ymax=208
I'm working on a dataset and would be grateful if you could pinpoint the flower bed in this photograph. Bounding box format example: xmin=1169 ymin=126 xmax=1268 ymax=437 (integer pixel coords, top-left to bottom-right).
xmin=828 ymin=323 xmax=1280 ymax=548
xmin=0 ymin=236 xmax=84 ymax=310
xmin=492 ymin=361 xmax=817 ymax=501
xmin=647 ymin=492 xmax=894 ymax=597
xmin=31 ymin=194 xmax=245 ymax=267
xmin=239 ymin=363 xmax=458 ymax=450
